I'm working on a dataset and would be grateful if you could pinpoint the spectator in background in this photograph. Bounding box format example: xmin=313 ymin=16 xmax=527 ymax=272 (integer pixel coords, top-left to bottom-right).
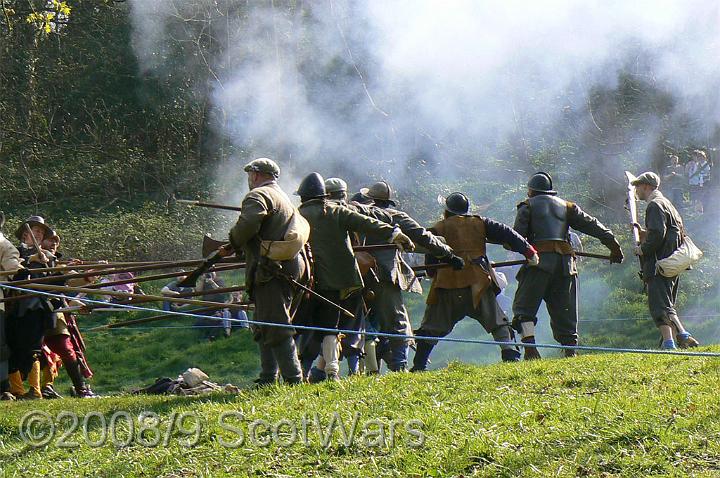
xmin=100 ymin=272 xmax=144 ymax=304
xmin=194 ymin=272 xmax=229 ymax=341
xmin=686 ymin=150 xmax=709 ymax=213
xmin=160 ymin=272 xmax=194 ymax=311
xmin=663 ymin=155 xmax=685 ymax=206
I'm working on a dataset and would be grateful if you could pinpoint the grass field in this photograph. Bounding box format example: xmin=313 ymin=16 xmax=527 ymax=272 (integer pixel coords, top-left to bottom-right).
xmin=2 ymin=349 xmax=720 ymax=477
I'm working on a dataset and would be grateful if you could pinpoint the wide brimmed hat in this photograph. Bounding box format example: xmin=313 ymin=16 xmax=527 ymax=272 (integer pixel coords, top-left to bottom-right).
xmin=359 ymin=181 xmax=397 ymax=207
xmin=15 ymin=215 xmax=51 ymax=241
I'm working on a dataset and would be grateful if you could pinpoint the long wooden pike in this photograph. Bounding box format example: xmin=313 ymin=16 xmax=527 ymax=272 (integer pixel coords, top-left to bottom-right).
xmin=176 ymin=199 xmax=242 ymax=212
xmin=90 ymin=304 xmax=252 ymax=330
xmin=57 ymin=285 xmax=248 ymax=313
xmin=8 ymin=259 xmax=245 ymax=287
xmin=0 ymin=262 xmax=246 ymax=304
xmin=412 ymin=251 xmax=613 ymax=273
xmin=625 ymin=170 xmax=645 ymax=283
xmin=106 ymin=284 xmax=247 ymax=309
xmin=0 ymin=261 xmax=181 ymax=277
xmin=15 ymin=283 xmax=252 ymax=311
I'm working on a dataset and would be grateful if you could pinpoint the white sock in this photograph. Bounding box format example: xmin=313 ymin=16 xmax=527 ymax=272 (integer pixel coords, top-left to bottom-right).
xmin=520 ymin=322 xmax=536 ymax=339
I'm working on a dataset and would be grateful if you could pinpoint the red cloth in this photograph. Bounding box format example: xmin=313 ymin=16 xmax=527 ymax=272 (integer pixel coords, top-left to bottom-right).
xmin=43 ymin=334 xmax=77 ymax=363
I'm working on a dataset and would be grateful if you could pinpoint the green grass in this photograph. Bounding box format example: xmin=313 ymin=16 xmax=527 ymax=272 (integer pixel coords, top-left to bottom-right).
xmin=2 ymin=350 xmax=720 ymax=476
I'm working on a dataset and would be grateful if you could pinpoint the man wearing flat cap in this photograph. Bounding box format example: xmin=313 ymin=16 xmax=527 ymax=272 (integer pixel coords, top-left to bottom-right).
xmin=631 ymin=171 xmax=699 ymax=349
xmin=223 ymin=157 xmax=307 ymax=385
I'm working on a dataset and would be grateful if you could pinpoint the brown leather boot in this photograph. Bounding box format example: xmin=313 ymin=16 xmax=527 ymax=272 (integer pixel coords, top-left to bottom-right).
xmin=522 ymin=337 xmax=541 ymax=360
xmin=677 ymin=335 xmax=700 ymax=348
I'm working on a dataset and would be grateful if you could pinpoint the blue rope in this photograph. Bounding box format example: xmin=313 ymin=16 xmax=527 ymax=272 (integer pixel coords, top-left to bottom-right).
xmin=2 ymin=283 xmax=719 ymax=358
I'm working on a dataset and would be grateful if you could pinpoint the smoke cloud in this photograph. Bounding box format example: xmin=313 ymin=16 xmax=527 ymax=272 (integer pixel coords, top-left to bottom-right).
xmin=128 ymin=0 xmax=719 ymax=204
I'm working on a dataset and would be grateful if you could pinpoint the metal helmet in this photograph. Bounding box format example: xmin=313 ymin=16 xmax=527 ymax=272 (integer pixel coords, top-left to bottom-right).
xmin=527 ymin=172 xmax=557 ymax=195
xmin=359 ymin=181 xmax=396 ymax=206
xmin=295 ymin=172 xmax=328 ymax=199
xmin=438 ymin=192 xmax=470 ymax=215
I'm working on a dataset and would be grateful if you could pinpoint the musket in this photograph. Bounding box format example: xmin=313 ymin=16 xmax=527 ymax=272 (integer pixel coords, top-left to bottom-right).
xmin=16 ymin=283 xmax=253 ymax=312
xmin=177 ymin=199 xmax=242 ymax=212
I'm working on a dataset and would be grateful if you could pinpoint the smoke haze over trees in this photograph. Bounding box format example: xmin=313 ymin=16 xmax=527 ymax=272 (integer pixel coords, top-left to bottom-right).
xmin=0 ymin=0 xmax=718 ymax=241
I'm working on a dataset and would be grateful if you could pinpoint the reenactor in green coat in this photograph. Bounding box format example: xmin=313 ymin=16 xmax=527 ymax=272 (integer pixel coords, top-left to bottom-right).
xmin=359 ymin=181 xmax=464 ymax=371
xmin=225 ymin=158 xmax=307 ymax=385
xmin=632 ymin=172 xmax=699 ymax=349
xmin=296 ymin=173 xmax=414 ymax=380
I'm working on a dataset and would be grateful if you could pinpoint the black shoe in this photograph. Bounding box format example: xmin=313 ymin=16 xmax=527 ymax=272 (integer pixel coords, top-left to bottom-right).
xmin=0 ymin=392 xmax=16 ymax=401
xmin=42 ymin=384 xmax=63 ymax=399
xmin=501 ymin=349 xmax=521 ymax=362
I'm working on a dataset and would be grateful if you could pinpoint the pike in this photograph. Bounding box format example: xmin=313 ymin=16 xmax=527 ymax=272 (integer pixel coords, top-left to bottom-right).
xmin=1 ymin=262 xmax=246 ymax=304
xmin=88 ymin=307 xmax=228 ymax=330
xmin=17 ymin=283 xmax=252 ymax=312
xmin=413 ymin=251 xmax=614 ymax=273
xmin=0 ymin=261 xmax=181 ymax=277
xmin=24 ymin=223 xmax=50 ymax=269
xmin=625 ymin=171 xmax=644 ymax=282
xmin=8 ymin=258 xmax=244 ymax=287
xmin=176 ymin=199 xmax=242 ymax=212
xmin=55 ymin=285 xmax=248 ymax=313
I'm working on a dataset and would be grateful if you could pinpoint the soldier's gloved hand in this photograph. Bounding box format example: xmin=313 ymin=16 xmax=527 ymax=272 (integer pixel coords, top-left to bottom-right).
xmin=444 ymin=254 xmax=465 ymax=270
xmin=391 ymin=230 xmax=415 ymax=252
xmin=609 ymin=245 xmax=624 ymax=264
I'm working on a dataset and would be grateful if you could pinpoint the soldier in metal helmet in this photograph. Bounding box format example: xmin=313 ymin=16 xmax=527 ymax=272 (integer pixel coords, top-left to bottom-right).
xmin=323 ymin=177 xmax=371 ymax=375
xmin=294 ymin=173 xmax=414 ymax=380
xmin=358 ymin=180 xmax=464 ymax=371
xmin=631 ymin=172 xmax=699 ymax=349
xmin=512 ymin=172 xmax=624 ymax=359
xmin=412 ymin=193 xmax=539 ymax=370
xmin=222 ymin=158 xmax=306 ymax=385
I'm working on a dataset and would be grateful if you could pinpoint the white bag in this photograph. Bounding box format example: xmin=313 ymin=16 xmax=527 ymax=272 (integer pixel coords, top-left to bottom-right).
xmin=655 ymin=235 xmax=703 ymax=278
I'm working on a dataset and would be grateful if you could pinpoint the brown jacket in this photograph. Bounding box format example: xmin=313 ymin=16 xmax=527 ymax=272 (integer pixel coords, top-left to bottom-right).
xmin=426 ymin=215 xmax=491 ymax=307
